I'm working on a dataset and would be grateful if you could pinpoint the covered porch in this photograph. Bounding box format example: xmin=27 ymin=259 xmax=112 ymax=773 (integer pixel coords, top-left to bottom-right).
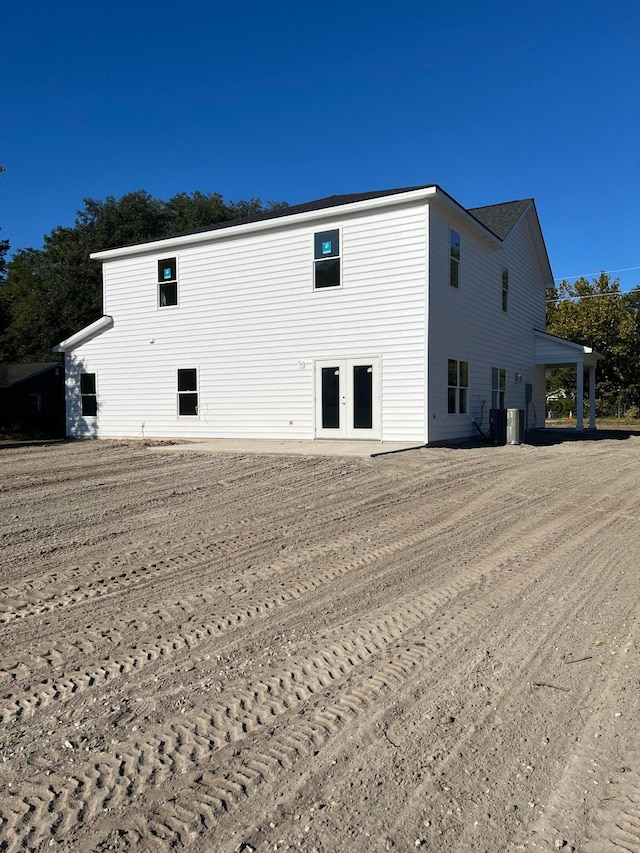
xmin=535 ymin=330 xmax=604 ymax=430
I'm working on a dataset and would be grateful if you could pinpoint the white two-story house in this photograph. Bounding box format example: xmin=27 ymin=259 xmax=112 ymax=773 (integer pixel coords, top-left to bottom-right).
xmin=54 ymin=184 xmax=600 ymax=443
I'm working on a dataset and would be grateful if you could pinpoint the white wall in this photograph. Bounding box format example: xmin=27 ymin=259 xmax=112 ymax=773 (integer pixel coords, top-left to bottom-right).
xmin=65 ymin=202 xmax=428 ymax=441
xmin=426 ymin=204 xmax=548 ymax=443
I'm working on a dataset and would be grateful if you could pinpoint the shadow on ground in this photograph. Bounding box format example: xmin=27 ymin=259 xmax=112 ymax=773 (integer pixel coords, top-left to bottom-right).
xmin=526 ymin=427 xmax=640 ymax=446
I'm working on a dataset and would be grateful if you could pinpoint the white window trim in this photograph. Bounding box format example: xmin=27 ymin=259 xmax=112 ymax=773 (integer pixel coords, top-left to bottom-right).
xmin=492 ymin=367 xmax=506 ymax=410
xmin=312 ymin=225 xmax=343 ymax=291
xmin=449 ymin=227 xmax=461 ymax=289
xmin=177 ymin=367 xmax=199 ymax=418
xmin=158 ymin=256 xmax=180 ymax=310
xmin=447 ymin=358 xmax=469 ymax=415
xmin=80 ymin=372 xmax=98 ymax=418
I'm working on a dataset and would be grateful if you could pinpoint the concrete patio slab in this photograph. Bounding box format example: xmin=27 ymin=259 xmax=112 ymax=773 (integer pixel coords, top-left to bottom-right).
xmin=148 ymin=438 xmax=427 ymax=458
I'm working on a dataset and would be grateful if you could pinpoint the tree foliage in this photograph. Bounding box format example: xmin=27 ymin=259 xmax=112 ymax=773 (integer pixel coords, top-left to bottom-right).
xmin=546 ymin=273 xmax=640 ymax=415
xmin=0 ymin=190 xmax=288 ymax=362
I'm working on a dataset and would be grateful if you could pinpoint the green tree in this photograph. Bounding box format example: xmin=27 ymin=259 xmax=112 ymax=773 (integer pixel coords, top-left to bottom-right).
xmin=0 ymin=190 xmax=288 ymax=362
xmin=546 ymin=273 xmax=640 ymax=416
xmin=0 ymin=166 xmax=10 ymax=344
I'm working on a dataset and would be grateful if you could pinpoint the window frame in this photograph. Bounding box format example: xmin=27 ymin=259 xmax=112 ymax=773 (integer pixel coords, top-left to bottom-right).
xmin=491 ymin=367 xmax=506 ymax=410
xmin=449 ymin=228 xmax=461 ymax=288
xmin=177 ymin=368 xmax=199 ymax=417
xmin=502 ymin=268 xmax=509 ymax=312
xmin=80 ymin=372 xmax=97 ymax=417
xmin=27 ymin=393 xmax=42 ymax=413
xmin=158 ymin=257 xmax=179 ymax=309
xmin=447 ymin=358 xmax=469 ymax=415
xmin=313 ymin=227 xmax=342 ymax=290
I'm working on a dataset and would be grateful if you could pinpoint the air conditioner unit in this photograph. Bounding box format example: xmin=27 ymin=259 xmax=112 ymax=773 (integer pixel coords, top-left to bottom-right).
xmin=507 ymin=408 xmax=525 ymax=445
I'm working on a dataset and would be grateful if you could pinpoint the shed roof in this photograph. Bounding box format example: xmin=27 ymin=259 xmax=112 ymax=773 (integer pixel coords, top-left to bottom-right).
xmin=0 ymin=363 xmax=61 ymax=388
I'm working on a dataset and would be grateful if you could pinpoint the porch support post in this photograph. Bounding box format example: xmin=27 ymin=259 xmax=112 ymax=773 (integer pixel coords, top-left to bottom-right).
xmin=576 ymin=362 xmax=584 ymax=430
xmin=588 ymin=365 xmax=597 ymax=430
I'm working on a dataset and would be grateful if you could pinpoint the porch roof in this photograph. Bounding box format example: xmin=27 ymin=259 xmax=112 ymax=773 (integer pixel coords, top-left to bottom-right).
xmin=534 ymin=330 xmax=604 ymax=368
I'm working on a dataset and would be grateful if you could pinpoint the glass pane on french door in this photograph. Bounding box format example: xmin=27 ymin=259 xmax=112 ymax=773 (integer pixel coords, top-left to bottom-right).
xmin=353 ymin=365 xmax=373 ymax=429
xmin=321 ymin=366 xmax=341 ymax=429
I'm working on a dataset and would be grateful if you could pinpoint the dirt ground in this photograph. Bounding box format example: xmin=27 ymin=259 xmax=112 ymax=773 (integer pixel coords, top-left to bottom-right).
xmin=1 ymin=435 xmax=639 ymax=853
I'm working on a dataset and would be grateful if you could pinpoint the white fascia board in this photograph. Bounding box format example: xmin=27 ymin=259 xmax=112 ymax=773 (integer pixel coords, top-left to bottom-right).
xmin=89 ymin=187 xmax=441 ymax=261
xmin=525 ymin=204 xmax=554 ymax=287
xmin=534 ymin=330 xmax=604 ymax=360
xmin=53 ymin=315 xmax=113 ymax=352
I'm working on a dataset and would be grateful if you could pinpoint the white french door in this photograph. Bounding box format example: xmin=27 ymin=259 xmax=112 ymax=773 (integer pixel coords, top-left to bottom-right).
xmin=314 ymin=358 xmax=380 ymax=439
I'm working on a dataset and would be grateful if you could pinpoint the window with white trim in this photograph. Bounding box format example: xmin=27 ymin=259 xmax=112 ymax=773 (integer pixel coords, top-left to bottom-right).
xmin=448 ymin=359 xmax=468 ymax=414
xmin=492 ymin=367 xmax=506 ymax=409
xmin=158 ymin=258 xmax=178 ymax=307
xmin=80 ymin=373 xmax=97 ymax=416
xmin=502 ymin=268 xmax=509 ymax=311
xmin=177 ymin=369 xmax=198 ymax=416
xmin=314 ymin=229 xmax=340 ymax=289
xmin=449 ymin=228 xmax=460 ymax=288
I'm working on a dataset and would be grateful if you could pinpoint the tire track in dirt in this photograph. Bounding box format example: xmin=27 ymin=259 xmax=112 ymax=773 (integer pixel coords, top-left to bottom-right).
xmin=84 ymin=499 xmax=631 ymax=850
xmin=584 ymin=756 xmax=640 ymax=852
xmin=0 ymin=443 xmax=586 ymax=639
xmin=0 ymin=451 xmax=499 ymax=617
xmin=0 ymin=458 xmax=598 ymax=728
xmin=0 ymin=481 xmax=631 ymax=850
xmin=520 ymin=596 xmax=640 ymax=853
xmin=388 ymin=524 xmax=638 ymax=852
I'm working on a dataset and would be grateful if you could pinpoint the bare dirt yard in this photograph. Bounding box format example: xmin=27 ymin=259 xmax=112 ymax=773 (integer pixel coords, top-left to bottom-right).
xmin=1 ymin=435 xmax=639 ymax=853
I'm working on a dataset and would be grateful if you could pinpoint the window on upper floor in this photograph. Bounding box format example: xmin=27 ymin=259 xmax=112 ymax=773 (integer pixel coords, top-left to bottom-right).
xmin=80 ymin=373 xmax=97 ymax=417
xmin=314 ymin=229 xmax=340 ymax=289
xmin=177 ymin=368 xmax=198 ymax=416
xmin=492 ymin=367 xmax=506 ymax=409
xmin=502 ymin=268 xmax=509 ymax=312
xmin=450 ymin=228 xmax=460 ymax=288
xmin=448 ymin=359 xmax=468 ymax=414
xmin=158 ymin=258 xmax=178 ymax=307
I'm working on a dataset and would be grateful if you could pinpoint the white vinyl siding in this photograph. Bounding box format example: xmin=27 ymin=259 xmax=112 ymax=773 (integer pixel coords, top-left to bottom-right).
xmin=67 ymin=203 xmax=428 ymax=441
xmin=427 ymin=204 xmax=547 ymax=443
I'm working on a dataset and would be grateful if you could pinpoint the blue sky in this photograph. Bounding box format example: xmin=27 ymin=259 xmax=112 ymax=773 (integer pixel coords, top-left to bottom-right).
xmin=2 ymin=0 xmax=639 ymax=291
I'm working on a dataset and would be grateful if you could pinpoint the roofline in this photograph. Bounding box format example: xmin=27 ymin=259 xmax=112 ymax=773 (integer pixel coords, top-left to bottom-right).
xmin=0 ymin=363 xmax=61 ymax=388
xmin=90 ymin=185 xmax=502 ymax=261
xmin=53 ymin=315 xmax=114 ymax=352
xmin=534 ymin=329 xmax=604 ymax=359
xmin=526 ymin=201 xmax=554 ymax=287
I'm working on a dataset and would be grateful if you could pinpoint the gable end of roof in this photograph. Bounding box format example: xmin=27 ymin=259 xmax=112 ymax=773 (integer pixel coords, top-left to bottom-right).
xmin=468 ymin=199 xmax=533 ymax=240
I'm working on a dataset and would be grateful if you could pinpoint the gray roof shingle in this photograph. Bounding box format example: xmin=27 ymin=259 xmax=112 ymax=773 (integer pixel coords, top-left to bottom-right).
xmin=0 ymin=363 xmax=60 ymax=387
xmin=468 ymin=198 xmax=532 ymax=240
xmin=98 ymin=186 xmax=535 ymax=251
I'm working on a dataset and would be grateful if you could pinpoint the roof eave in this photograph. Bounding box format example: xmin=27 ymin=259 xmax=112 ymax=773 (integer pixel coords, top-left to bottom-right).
xmin=90 ymin=186 xmax=445 ymax=261
xmin=53 ymin=315 xmax=114 ymax=353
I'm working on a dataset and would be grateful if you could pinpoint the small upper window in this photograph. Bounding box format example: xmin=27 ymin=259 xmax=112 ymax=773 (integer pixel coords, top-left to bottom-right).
xmin=178 ymin=369 xmax=198 ymax=416
xmin=158 ymin=258 xmax=178 ymax=307
xmin=314 ymin=229 xmax=340 ymax=289
xmin=450 ymin=229 xmax=460 ymax=288
xmin=80 ymin=373 xmax=97 ymax=417
xmin=492 ymin=367 xmax=506 ymax=409
xmin=502 ymin=268 xmax=509 ymax=312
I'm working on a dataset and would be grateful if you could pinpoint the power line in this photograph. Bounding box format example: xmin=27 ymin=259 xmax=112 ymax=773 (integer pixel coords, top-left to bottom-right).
xmin=554 ymin=265 xmax=640 ymax=282
xmin=546 ymin=290 xmax=638 ymax=303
